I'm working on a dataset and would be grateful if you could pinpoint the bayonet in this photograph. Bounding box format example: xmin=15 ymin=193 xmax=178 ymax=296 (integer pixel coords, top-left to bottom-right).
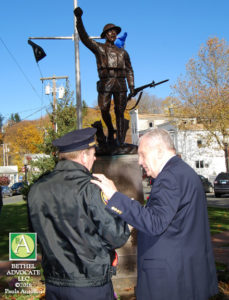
xmin=127 ymin=79 xmax=169 ymax=110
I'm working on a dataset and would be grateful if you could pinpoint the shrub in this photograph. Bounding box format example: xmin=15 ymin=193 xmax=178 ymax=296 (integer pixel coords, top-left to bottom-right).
xmin=0 ymin=176 xmax=10 ymax=186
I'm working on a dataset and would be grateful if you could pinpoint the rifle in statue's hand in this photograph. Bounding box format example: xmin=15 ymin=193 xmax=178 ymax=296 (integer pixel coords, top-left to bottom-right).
xmin=127 ymin=79 xmax=169 ymax=110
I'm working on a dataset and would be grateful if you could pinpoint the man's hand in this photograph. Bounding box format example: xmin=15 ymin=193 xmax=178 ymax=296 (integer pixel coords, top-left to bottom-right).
xmin=91 ymin=174 xmax=117 ymax=200
xmin=74 ymin=7 xmax=83 ymax=17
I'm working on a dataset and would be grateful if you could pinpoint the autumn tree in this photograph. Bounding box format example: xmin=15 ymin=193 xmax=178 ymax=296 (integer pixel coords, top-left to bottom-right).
xmin=137 ymin=93 xmax=163 ymax=114
xmin=4 ymin=120 xmax=44 ymax=170
xmin=170 ymin=37 xmax=229 ymax=169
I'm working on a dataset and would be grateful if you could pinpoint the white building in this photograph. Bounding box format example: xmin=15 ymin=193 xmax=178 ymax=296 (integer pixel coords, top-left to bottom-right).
xmin=130 ymin=110 xmax=226 ymax=182
xmin=158 ymin=123 xmax=226 ymax=183
xmin=0 ymin=165 xmax=18 ymax=185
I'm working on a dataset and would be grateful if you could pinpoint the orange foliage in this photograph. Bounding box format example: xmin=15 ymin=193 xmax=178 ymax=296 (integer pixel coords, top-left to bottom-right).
xmin=1 ymin=100 xmax=135 ymax=170
xmin=83 ymin=99 xmax=134 ymax=143
xmin=3 ymin=119 xmax=45 ymax=169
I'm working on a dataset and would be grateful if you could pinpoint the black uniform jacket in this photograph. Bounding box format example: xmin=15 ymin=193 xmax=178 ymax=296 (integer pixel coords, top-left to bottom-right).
xmin=28 ymin=160 xmax=130 ymax=287
xmin=106 ymin=156 xmax=218 ymax=300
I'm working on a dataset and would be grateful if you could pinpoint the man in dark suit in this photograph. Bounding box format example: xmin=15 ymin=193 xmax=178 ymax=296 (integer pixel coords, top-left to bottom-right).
xmin=92 ymin=128 xmax=218 ymax=300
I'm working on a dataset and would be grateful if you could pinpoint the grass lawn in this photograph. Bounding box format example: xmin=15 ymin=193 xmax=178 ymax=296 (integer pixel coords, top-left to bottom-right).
xmin=0 ymin=201 xmax=29 ymax=260
xmin=0 ymin=202 xmax=229 ymax=260
xmin=208 ymin=207 xmax=229 ymax=235
xmin=0 ymin=203 xmax=229 ymax=299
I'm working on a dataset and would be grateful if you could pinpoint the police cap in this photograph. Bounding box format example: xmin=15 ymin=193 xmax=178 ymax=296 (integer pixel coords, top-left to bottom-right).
xmin=52 ymin=127 xmax=97 ymax=153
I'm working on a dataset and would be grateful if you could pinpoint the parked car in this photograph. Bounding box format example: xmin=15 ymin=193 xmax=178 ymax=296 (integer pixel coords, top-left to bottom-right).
xmin=11 ymin=182 xmax=24 ymax=195
xmin=214 ymin=172 xmax=229 ymax=197
xmin=1 ymin=186 xmax=13 ymax=197
xmin=198 ymin=175 xmax=213 ymax=193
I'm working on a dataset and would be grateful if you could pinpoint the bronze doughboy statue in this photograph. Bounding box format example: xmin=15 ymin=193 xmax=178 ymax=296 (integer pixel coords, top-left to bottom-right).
xmin=74 ymin=7 xmax=135 ymax=146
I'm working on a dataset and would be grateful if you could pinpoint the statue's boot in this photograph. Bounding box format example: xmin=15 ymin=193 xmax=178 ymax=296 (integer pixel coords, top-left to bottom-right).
xmin=116 ymin=117 xmax=126 ymax=146
xmin=101 ymin=111 xmax=115 ymax=143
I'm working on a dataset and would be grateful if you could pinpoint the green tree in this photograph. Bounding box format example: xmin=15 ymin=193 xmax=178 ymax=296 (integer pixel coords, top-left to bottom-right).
xmin=27 ymin=81 xmax=86 ymax=186
xmin=171 ymin=37 xmax=229 ymax=169
xmin=0 ymin=113 xmax=4 ymax=130
xmin=82 ymin=100 xmax=88 ymax=119
xmin=40 ymin=81 xmax=77 ymax=156
xmin=9 ymin=113 xmax=21 ymax=123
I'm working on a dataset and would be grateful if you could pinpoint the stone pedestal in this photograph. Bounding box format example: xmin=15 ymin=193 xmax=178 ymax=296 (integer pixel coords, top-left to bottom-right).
xmin=92 ymin=154 xmax=144 ymax=296
xmin=93 ymin=154 xmax=144 ymax=204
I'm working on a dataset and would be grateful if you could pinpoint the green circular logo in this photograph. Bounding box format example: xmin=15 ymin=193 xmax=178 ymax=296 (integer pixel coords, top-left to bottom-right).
xmin=12 ymin=234 xmax=35 ymax=258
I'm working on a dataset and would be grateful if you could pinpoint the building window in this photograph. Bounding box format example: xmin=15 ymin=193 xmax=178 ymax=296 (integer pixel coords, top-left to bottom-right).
xmin=196 ymin=160 xmax=204 ymax=168
xmin=197 ymin=140 xmax=202 ymax=148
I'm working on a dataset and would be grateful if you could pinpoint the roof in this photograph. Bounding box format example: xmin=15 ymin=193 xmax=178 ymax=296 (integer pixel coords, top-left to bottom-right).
xmin=138 ymin=113 xmax=169 ymax=121
xmin=0 ymin=166 xmax=18 ymax=174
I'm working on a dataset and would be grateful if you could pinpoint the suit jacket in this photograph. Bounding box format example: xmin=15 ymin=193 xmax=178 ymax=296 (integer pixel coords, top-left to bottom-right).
xmin=106 ymin=156 xmax=218 ymax=300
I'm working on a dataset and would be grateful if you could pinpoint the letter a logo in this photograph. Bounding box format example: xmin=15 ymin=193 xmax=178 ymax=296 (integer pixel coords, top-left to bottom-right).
xmin=9 ymin=233 xmax=37 ymax=261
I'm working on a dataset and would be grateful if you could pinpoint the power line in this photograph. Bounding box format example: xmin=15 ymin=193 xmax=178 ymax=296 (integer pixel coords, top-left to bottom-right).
xmin=3 ymin=104 xmax=52 ymax=130
xmin=20 ymin=104 xmax=52 ymax=121
xmin=2 ymin=103 xmax=52 ymax=120
xmin=0 ymin=36 xmax=43 ymax=102
xmin=3 ymin=106 xmax=49 ymax=117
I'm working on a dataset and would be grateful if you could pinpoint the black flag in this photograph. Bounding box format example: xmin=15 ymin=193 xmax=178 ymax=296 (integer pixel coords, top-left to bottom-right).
xmin=28 ymin=40 xmax=46 ymax=62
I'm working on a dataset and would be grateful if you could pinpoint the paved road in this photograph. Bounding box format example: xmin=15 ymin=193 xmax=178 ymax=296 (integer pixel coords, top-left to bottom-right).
xmin=206 ymin=193 xmax=229 ymax=208
xmin=2 ymin=194 xmax=24 ymax=205
xmin=142 ymin=181 xmax=229 ymax=208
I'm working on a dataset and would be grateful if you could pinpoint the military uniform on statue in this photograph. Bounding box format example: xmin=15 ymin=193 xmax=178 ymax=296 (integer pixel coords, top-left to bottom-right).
xmin=75 ymin=7 xmax=135 ymax=152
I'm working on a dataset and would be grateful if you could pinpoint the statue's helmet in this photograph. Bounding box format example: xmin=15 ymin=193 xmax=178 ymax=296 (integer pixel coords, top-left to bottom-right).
xmin=100 ymin=23 xmax=121 ymax=39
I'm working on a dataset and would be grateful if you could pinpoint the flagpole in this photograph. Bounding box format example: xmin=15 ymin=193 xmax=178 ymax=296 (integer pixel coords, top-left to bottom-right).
xmin=73 ymin=0 xmax=82 ymax=129
xmin=28 ymin=0 xmax=101 ymax=129
xmin=28 ymin=1 xmax=83 ymax=129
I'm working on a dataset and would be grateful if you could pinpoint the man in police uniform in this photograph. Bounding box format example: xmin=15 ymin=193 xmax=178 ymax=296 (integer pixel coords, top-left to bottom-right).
xmin=74 ymin=7 xmax=135 ymax=146
xmin=28 ymin=128 xmax=130 ymax=300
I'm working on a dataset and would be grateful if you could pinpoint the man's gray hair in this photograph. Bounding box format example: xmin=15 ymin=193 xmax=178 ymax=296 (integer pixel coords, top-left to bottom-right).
xmin=141 ymin=128 xmax=176 ymax=152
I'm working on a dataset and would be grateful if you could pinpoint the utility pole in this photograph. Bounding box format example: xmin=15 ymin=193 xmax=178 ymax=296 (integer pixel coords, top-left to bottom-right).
xmin=40 ymin=75 xmax=68 ymax=133
xmin=2 ymin=144 xmax=5 ymax=166
xmin=224 ymin=143 xmax=229 ymax=172
xmin=2 ymin=143 xmax=9 ymax=166
xmin=28 ymin=0 xmax=101 ymax=129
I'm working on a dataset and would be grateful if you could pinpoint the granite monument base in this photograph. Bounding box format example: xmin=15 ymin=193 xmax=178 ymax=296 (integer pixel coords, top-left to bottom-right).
xmin=92 ymin=154 xmax=144 ymax=296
